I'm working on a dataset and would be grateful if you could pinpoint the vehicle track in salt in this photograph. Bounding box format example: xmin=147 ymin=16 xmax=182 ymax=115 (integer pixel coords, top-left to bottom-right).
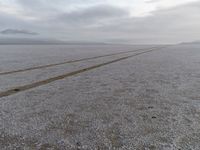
xmin=0 ymin=47 xmax=166 ymax=98
xmin=0 ymin=47 xmax=160 ymax=76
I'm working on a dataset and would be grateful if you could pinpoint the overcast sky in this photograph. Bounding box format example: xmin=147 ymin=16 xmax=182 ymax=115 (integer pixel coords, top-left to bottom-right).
xmin=0 ymin=0 xmax=200 ymax=44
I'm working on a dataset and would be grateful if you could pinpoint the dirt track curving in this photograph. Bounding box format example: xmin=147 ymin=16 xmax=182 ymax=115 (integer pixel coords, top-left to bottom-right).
xmin=0 ymin=48 xmax=163 ymax=98
xmin=0 ymin=47 xmax=162 ymax=76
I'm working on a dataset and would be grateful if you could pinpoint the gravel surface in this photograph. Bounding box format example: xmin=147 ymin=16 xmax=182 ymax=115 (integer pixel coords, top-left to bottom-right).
xmin=0 ymin=44 xmax=200 ymax=150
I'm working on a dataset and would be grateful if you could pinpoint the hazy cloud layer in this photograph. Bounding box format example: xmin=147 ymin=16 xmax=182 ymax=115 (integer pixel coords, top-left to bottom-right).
xmin=0 ymin=29 xmax=38 ymax=35
xmin=57 ymin=5 xmax=129 ymax=26
xmin=0 ymin=0 xmax=200 ymax=44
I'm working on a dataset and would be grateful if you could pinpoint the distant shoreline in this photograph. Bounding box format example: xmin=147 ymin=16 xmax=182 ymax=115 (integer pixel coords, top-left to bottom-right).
xmin=0 ymin=42 xmax=168 ymax=46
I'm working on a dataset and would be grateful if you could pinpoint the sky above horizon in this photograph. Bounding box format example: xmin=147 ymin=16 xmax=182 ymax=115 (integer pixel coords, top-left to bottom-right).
xmin=0 ymin=0 xmax=200 ymax=44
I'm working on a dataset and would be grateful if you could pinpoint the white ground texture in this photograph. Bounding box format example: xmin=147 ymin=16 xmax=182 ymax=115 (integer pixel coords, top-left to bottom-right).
xmin=0 ymin=44 xmax=200 ymax=150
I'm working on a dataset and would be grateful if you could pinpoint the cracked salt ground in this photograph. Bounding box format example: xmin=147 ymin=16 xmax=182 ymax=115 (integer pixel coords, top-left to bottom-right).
xmin=0 ymin=44 xmax=200 ymax=149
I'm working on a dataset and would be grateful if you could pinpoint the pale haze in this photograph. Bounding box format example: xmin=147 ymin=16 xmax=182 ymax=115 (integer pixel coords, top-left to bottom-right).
xmin=0 ymin=0 xmax=200 ymax=44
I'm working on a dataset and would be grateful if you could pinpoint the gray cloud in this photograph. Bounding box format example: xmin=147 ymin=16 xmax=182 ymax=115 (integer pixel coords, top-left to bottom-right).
xmin=57 ymin=5 xmax=129 ymax=26
xmin=87 ymin=2 xmax=200 ymax=44
xmin=0 ymin=29 xmax=38 ymax=35
xmin=0 ymin=0 xmax=200 ymax=44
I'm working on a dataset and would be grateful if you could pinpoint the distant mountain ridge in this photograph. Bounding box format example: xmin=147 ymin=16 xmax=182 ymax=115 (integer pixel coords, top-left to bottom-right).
xmin=180 ymin=41 xmax=200 ymax=45
xmin=0 ymin=38 xmax=107 ymax=45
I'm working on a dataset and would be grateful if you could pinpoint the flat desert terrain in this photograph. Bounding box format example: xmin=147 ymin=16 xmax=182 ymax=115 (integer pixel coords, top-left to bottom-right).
xmin=0 ymin=44 xmax=200 ymax=150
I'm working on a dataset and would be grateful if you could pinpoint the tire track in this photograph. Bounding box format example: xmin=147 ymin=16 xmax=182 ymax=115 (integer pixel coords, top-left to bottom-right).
xmin=0 ymin=47 xmax=160 ymax=76
xmin=0 ymin=48 xmax=163 ymax=98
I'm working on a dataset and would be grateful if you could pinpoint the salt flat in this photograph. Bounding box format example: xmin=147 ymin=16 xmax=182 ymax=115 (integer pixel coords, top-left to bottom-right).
xmin=0 ymin=44 xmax=200 ymax=150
